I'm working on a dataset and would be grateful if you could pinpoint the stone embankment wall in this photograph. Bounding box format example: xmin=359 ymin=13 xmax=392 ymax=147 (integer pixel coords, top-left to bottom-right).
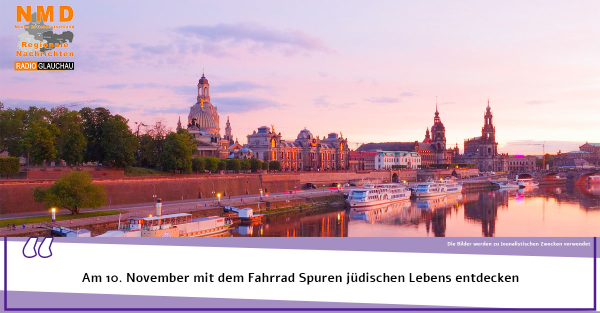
xmin=0 ymin=171 xmax=388 ymax=215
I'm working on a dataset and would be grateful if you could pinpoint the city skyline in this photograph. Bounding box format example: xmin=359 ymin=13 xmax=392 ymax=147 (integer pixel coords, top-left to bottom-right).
xmin=1 ymin=1 xmax=599 ymax=155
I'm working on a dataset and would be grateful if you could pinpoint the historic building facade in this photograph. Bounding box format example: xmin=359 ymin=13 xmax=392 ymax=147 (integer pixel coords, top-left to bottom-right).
xmin=453 ymin=102 xmax=508 ymax=172
xmin=507 ymin=155 xmax=537 ymax=172
xmin=554 ymin=142 xmax=600 ymax=169
xmin=177 ymin=73 xmax=235 ymax=158
xmin=349 ymin=151 xmax=376 ymax=171
xmin=246 ymin=126 xmax=350 ymax=171
xmin=374 ymin=151 xmax=421 ymax=170
xmin=357 ymin=104 xmax=454 ymax=166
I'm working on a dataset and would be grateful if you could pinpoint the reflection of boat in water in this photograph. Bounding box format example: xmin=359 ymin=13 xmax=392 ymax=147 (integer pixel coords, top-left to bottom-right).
xmin=588 ymin=175 xmax=600 ymax=184
xmin=349 ymin=201 xmax=415 ymax=224
xmin=97 ymin=213 xmax=232 ymax=237
xmin=346 ymin=183 xmax=411 ymax=210
xmin=414 ymin=177 xmax=462 ymax=198
xmin=585 ymin=183 xmax=600 ymax=197
xmin=415 ymin=193 xmax=463 ymax=211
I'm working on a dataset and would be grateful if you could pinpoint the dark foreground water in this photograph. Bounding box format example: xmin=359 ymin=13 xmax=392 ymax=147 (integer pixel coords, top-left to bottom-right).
xmin=230 ymin=183 xmax=600 ymax=237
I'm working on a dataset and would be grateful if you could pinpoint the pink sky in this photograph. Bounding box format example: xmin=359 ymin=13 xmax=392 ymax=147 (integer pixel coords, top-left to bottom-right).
xmin=1 ymin=1 xmax=599 ymax=155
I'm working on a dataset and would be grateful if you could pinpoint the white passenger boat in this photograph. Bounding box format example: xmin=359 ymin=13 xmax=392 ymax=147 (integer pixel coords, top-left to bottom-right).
xmin=97 ymin=213 xmax=232 ymax=237
xmin=495 ymin=181 xmax=520 ymax=189
xmin=346 ymin=183 xmax=411 ymax=210
xmin=516 ymin=178 xmax=539 ymax=188
xmin=414 ymin=178 xmax=462 ymax=198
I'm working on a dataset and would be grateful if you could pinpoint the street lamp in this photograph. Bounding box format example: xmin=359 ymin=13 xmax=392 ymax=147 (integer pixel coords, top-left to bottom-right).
xmin=151 ymin=184 xmax=157 ymax=202
xmin=51 ymin=207 xmax=56 ymax=222
xmin=217 ymin=193 xmax=221 ymax=205
xmin=259 ymin=189 xmax=263 ymax=200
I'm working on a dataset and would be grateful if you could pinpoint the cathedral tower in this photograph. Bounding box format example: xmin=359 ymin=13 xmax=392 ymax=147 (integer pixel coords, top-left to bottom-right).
xmin=224 ymin=116 xmax=233 ymax=144
xmin=481 ymin=100 xmax=497 ymax=156
xmin=431 ymin=102 xmax=446 ymax=152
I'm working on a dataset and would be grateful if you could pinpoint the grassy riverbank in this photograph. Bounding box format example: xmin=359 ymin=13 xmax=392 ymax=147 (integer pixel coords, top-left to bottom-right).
xmin=0 ymin=210 xmax=126 ymax=228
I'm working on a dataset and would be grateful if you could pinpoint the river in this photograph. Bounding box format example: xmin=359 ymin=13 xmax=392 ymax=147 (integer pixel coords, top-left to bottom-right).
xmin=230 ymin=183 xmax=600 ymax=237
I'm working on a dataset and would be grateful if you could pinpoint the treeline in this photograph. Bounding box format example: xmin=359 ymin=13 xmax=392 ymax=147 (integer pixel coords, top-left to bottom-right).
xmin=0 ymin=106 xmax=282 ymax=175
xmin=0 ymin=106 xmax=195 ymax=172
xmin=191 ymin=158 xmax=281 ymax=173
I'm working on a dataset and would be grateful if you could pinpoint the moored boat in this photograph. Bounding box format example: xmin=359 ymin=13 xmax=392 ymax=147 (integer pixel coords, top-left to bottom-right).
xmin=494 ymin=181 xmax=520 ymax=189
xmin=414 ymin=177 xmax=462 ymax=198
xmin=346 ymin=183 xmax=411 ymax=210
xmin=96 ymin=213 xmax=232 ymax=237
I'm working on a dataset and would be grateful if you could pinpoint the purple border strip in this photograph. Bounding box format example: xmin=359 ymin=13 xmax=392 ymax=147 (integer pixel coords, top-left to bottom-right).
xmin=2 ymin=237 xmax=597 ymax=312
xmin=6 ymin=237 xmax=595 ymax=258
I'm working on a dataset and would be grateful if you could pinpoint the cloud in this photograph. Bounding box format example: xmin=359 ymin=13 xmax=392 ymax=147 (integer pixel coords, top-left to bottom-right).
xmin=364 ymin=97 xmax=400 ymax=104
xmin=217 ymin=96 xmax=283 ymax=113
xmin=526 ymin=100 xmax=553 ymax=105
xmin=318 ymin=71 xmax=328 ymax=78
xmin=400 ymin=92 xmax=414 ymax=97
xmin=212 ymin=81 xmax=268 ymax=93
xmin=175 ymin=23 xmax=333 ymax=54
xmin=98 ymin=84 xmax=127 ymax=89
xmin=313 ymin=96 xmax=355 ymax=109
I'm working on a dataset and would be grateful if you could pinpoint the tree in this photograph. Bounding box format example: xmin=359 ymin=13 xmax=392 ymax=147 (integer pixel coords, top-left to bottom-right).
xmin=52 ymin=110 xmax=82 ymax=163
xmin=22 ymin=120 xmax=59 ymax=165
xmin=80 ymin=107 xmax=111 ymax=163
xmin=0 ymin=108 xmax=27 ymax=156
xmin=205 ymin=157 xmax=219 ymax=173
xmin=218 ymin=159 xmax=227 ymax=171
xmin=226 ymin=159 xmax=241 ymax=172
xmin=138 ymin=134 xmax=157 ymax=167
xmin=241 ymin=159 xmax=251 ymax=172
xmin=101 ymin=115 xmax=137 ymax=168
xmin=261 ymin=162 xmax=269 ymax=170
xmin=33 ymin=171 xmax=106 ymax=215
xmin=192 ymin=157 xmax=206 ymax=173
xmin=0 ymin=157 xmax=20 ymax=176
xmin=268 ymin=160 xmax=281 ymax=171
xmin=250 ymin=158 xmax=263 ymax=172
xmin=161 ymin=132 xmax=193 ymax=173
xmin=61 ymin=122 xmax=87 ymax=166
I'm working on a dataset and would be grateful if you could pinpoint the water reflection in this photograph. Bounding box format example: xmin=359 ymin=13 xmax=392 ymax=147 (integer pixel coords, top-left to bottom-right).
xmin=232 ymin=183 xmax=600 ymax=237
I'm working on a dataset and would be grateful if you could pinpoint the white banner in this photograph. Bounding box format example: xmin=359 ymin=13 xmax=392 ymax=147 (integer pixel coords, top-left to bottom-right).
xmin=1 ymin=240 xmax=596 ymax=309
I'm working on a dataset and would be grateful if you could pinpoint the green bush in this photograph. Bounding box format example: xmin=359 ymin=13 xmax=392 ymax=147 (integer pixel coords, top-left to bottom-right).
xmin=250 ymin=158 xmax=263 ymax=172
xmin=268 ymin=160 xmax=281 ymax=171
xmin=192 ymin=157 xmax=206 ymax=173
xmin=0 ymin=157 xmax=20 ymax=175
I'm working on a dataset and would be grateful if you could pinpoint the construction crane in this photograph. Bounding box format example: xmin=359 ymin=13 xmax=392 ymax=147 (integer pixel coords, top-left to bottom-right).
xmin=54 ymin=100 xmax=96 ymax=113
xmin=513 ymin=141 xmax=546 ymax=170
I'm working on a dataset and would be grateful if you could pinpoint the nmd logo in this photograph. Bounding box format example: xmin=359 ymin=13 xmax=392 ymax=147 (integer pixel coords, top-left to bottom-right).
xmin=23 ymin=237 xmax=53 ymax=258
xmin=16 ymin=6 xmax=73 ymax=22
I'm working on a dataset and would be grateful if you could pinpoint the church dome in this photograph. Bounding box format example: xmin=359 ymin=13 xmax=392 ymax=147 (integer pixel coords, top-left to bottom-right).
xmin=297 ymin=128 xmax=313 ymax=140
xmin=432 ymin=121 xmax=445 ymax=131
xmin=199 ymin=74 xmax=208 ymax=84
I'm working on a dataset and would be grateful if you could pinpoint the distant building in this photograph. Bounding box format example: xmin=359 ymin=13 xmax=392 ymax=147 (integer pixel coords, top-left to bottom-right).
xmin=507 ymin=155 xmax=537 ymax=172
xmin=246 ymin=126 xmax=349 ymax=171
xmin=177 ymin=73 xmax=230 ymax=158
xmin=357 ymin=104 xmax=454 ymax=166
xmin=349 ymin=151 xmax=376 ymax=171
xmin=374 ymin=151 xmax=421 ymax=170
xmin=453 ymin=102 xmax=508 ymax=172
xmin=554 ymin=142 xmax=600 ymax=169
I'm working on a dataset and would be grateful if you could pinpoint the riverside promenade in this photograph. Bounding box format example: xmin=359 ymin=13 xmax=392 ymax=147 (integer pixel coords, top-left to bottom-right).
xmin=0 ymin=188 xmax=345 ymax=237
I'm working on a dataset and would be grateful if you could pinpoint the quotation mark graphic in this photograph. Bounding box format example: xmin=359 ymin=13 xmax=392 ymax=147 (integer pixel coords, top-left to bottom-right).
xmin=23 ymin=237 xmax=53 ymax=258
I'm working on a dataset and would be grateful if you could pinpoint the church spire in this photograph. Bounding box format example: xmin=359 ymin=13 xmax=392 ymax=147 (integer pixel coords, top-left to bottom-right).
xmin=177 ymin=116 xmax=182 ymax=130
